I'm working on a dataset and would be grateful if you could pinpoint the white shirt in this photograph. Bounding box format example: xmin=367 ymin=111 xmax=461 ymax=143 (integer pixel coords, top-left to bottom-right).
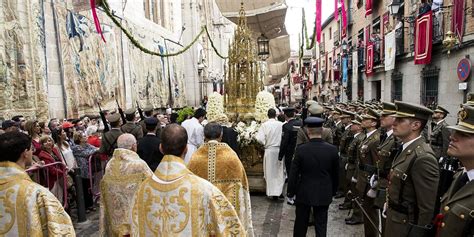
xmin=386 ymin=129 xmax=393 ymax=138
xmin=345 ymin=124 xmax=352 ymax=130
xmin=436 ymin=119 xmax=445 ymax=125
xmin=256 ymin=119 xmax=283 ymax=148
xmin=353 ymin=132 xmax=361 ymax=138
xmin=366 ymin=129 xmax=377 ymax=139
xmin=181 ymin=117 xmax=204 ymax=147
xmin=402 ymin=136 xmax=422 ymax=151
xmin=465 ymin=168 xmax=474 ymax=182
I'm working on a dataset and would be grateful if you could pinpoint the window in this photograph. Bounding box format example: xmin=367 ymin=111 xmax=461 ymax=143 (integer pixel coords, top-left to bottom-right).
xmin=421 ymin=66 xmax=439 ymax=108
xmin=391 ymin=71 xmax=403 ymax=102
xmin=357 ymin=73 xmax=364 ymax=101
xmin=372 ymin=17 xmax=381 ymax=64
xmin=329 ymin=27 xmax=332 ymax=40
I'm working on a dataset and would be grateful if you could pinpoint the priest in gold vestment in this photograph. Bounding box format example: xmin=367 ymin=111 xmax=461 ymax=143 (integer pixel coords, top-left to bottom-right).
xmin=188 ymin=122 xmax=254 ymax=237
xmin=100 ymin=134 xmax=154 ymax=236
xmin=130 ymin=124 xmax=245 ymax=236
xmin=0 ymin=132 xmax=75 ymax=236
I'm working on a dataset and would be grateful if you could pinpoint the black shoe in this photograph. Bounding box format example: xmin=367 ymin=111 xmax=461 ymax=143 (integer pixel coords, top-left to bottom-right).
xmin=339 ymin=203 xmax=352 ymax=210
xmin=345 ymin=218 xmax=363 ymax=225
xmin=334 ymin=192 xmax=345 ymax=199
xmin=272 ymin=196 xmax=279 ymax=200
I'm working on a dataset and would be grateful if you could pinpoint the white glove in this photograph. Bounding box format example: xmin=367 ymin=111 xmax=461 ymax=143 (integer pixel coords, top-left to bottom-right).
xmin=369 ymin=175 xmax=378 ymax=188
xmin=367 ymin=188 xmax=377 ymax=198
xmin=382 ymin=202 xmax=388 ymax=218
xmin=351 ymin=177 xmax=358 ymax=183
xmin=345 ymin=163 xmax=348 ymax=170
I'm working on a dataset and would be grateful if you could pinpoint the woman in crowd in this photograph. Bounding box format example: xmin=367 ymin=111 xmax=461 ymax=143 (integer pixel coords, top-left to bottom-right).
xmin=37 ymin=135 xmax=66 ymax=202
xmin=62 ymin=122 xmax=75 ymax=146
xmin=39 ymin=121 xmax=52 ymax=136
xmin=25 ymin=120 xmax=42 ymax=156
xmin=86 ymin=125 xmax=101 ymax=148
xmin=72 ymin=132 xmax=99 ymax=212
xmin=53 ymin=127 xmax=77 ymax=170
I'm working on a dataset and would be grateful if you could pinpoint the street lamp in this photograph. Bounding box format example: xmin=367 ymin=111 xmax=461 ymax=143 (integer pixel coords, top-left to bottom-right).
xmin=388 ymin=0 xmax=401 ymax=16
xmin=257 ymin=34 xmax=270 ymax=61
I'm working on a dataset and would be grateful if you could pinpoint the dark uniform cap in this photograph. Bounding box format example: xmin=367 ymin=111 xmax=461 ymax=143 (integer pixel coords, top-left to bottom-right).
xmin=433 ymin=105 xmax=449 ymax=114
xmin=304 ymin=117 xmax=324 ymax=128
xmin=334 ymin=107 xmax=342 ymax=115
xmin=2 ymin=120 xmax=19 ymax=129
xmin=308 ymin=103 xmax=324 ymax=115
xmin=466 ymin=92 xmax=474 ymax=106
xmin=144 ymin=117 xmax=159 ymax=126
xmin=381 ymin=102 xmax=397 ymax=116
xmin=392 ymin=101 xmax=433 ymax=121
xmin=351 ymin=115 xmax=363 ymax=125
xmin=108 ymin=113 xmax=121 ymax=123
xmin=447 ymin=105 xmax=474 ymax=134
xmin=124 ymin=108 xmax=136 ymax=115
xmin=361 ymin=108 xmax=380 ymax=120
xmin=283 ymin=107 xmax=296 ymax=114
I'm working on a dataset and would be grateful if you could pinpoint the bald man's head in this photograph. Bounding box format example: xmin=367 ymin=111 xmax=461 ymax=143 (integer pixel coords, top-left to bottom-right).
xmin=117 ymin=133 xmax=137 ymax=152
xmin=160 ymin=124 xmax=188 ymax=158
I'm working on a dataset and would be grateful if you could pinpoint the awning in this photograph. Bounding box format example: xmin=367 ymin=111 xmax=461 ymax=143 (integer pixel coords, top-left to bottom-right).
xmin=215 ymin=0 xmax=288 ymax=39
xmin=265 ymin=60 xmax=289 ymax=86
xmin=268 ymin=35 xmax=291 ymax=64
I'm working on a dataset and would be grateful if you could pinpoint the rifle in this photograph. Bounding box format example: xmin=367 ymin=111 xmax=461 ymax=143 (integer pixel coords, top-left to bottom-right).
xmin=115 ymin=98 xmax=127 ymax=124
xmin=97 ymin=102 xmax=110 ymax=133
xmin=136 ymin=101 xmax=145 ymax=121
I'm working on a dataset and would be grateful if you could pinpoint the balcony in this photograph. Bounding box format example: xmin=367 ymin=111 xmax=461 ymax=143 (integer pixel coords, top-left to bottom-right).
xmin=433 ymin=12 xmax=443 ymax=43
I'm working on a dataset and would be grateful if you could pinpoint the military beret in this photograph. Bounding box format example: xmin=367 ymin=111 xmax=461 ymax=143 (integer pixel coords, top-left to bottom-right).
xmin=362 ymin=108 xmax=380 ymax=120
xmin=351 ymin=115 xmax=363 ymax=125
xmin=392 ymin=101 xmax=433 ymax=121
xmin=306 ymin=100 xmax=318 ymax=107
xmin=144 ymin=117 xmax=158 ymax=126
xmin=108 ymin=113 xmax=121 ymax=123
xmin=124 ymin=108 xmax=136 ymax=115
xmin=433 ymin=105 xmax=449 ymax=114
xmin=381 ymin=102 xmax=397 ymax=116
xmin=466 ymin=92 xmax=474 ymax=106
xmin=308 ymin=103 xmax=324 ymax=115
xmin=304 ymin=117 xmax=324 ymax=128
xmin=448 ymin=105 xmax=474 ymax=134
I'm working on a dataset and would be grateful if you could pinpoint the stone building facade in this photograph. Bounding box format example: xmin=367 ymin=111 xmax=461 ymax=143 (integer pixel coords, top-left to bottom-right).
xmin=314 ymin=0 xmax=474 ymax=124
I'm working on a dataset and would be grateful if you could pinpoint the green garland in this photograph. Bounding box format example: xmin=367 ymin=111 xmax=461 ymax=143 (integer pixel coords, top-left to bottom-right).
xmin=302 ymin=10 xmax=316 ymax=50
xmin=100 ymin=0 xmax=227 ymax=59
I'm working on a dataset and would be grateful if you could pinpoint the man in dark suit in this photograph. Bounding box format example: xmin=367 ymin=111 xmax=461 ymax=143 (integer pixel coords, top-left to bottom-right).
xmin=287 ymin=117 xmax=339 ymax=237
xmin=137 ymin=117 xmax=163 ymax=171
xmin=279 ymin=107 xmax=303 ymax=175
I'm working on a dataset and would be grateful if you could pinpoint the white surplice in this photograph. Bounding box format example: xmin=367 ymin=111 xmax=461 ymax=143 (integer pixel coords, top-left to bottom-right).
xmin=256 ymin=118 xmax=285 ymax=196
xmin=181 ymin=117 xmax=204 ymax=164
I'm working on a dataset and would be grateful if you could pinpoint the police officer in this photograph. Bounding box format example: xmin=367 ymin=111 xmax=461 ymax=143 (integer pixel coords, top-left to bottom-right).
xmin=297 ymin=103 xmax=333 ymax=145
xmin=435 ymin=104 xmax=474 ymax=237
xmin=99 ymin=113 xmax=123 ymax=158
xmin=287 ymin=117 xmax=339 ymax=237
xmin=279 ymin=107 xmax=303 ymax=175
xmin=430 ymin=105 xmax=451 ymax=159
xmin=121 ymin=108 xmax=144 ymax=139
xmin=385 ymin=101 xmax=439 ymax=237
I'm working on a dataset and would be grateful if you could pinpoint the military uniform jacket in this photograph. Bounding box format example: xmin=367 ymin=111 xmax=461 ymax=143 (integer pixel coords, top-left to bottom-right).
xmin=346 ymin=132 xmax=366 ymax=180
xmin=339 ymin=126 xmax=353 ymax=157
xmin=99 ymin=128 xmax=123 ymax=156
xmin=279 ymin=118 xmax=302 ymax=160
xmin=296 ymin=127 xmax=333 ymax=146
xmin=437 ymin=171 xmax=474 ymax=237
xmin=377 ymin=133 xmax=399 ymax=181
xmin=430 ymin=120 xmax=450 ymax=159
xmin=287 ymin=138 xmax=339 ymax=206
xmin=385 ymin=137 xmax=439 ymax=237
xmin=356 ymin=129 xmax=381 ymax=194
xmin=332 ymin=121 xmax=345 ymax=147
xmin=121 ymin=121 xmax=144 ymax=139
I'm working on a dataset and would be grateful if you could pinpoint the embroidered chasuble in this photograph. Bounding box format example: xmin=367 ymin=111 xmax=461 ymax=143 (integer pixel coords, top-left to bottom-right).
xmin=99 ymin=148 xmax=154 ymax=237
xmin=130 ymin=155 xmax=245 ymax=236
xmin=188 ymin=141 xmax=255 ymax=237
xmin=0 ymin=161 xmax=75 ymax=236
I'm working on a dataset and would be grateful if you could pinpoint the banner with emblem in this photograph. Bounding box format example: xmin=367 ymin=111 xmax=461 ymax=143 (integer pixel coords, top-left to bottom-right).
xmin=385 ymin=30 xmax=396 ymax=71
xmin=342 ymin=57 xmax=348 ymax=85
xmin=414 ymin=11 xmax=433 ymax=65
xmin=366 ymin=42 xmax=374 ymax=76
xmin=352 ymin=50 xmax=358 ymax=81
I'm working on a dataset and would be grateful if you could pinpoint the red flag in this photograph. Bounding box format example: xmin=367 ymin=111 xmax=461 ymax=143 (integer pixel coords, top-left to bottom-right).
xmin=341 ymin=0 xmax=347 ymax=37
xmin=366 ymin=0 xmax=372 ymax=16
xmin=90 ymin=0 xmax=106 ymax=43
xmin=335 ymin=0 xmax=339 ymax=21
xmin=452 ymin=0 xmax=465 ymax=42
xmin=414 ymin=11 xmax=433 ymax=65
xmin=316 ymin=0 xmax=322 ymax=43
xmin=366 ymin=42 xmax=374 ymax=76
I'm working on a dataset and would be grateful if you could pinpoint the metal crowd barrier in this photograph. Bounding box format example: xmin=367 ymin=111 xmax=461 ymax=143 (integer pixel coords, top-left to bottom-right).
xmin=26 ymin=161 xmax=69 ymax=209
xmin=88 ymin=153 xmax=106 ymax=203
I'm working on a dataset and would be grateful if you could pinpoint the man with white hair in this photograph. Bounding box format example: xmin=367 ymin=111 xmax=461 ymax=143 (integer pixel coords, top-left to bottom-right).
xmin=99 ymin=133 xmax=154 ymax=236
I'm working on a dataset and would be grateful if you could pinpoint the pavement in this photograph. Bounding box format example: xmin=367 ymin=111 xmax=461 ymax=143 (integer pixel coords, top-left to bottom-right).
xmin=73 ymin=193 xmax=363 ymax=236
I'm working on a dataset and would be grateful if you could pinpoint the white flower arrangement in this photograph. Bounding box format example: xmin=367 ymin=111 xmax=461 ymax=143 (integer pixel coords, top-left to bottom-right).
xmin=235 ymin=121 xmax=260 ymax=146
xmin=254 ymin=90 xmax=276 ymax=122
xmin=206 ymin=92 xmax=224 ymax=122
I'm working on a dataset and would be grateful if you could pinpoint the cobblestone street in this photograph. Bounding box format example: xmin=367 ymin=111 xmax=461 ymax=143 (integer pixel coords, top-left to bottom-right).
xmin=74 ymin=193 xmax=363 ymax=236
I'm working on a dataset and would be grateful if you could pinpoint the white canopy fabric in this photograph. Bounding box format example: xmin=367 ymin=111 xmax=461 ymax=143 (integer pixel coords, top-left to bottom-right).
xmin=265 ymin=60 xmax=288 ymax=85
xmin=268 ymin=35 xmax=291 ymax=64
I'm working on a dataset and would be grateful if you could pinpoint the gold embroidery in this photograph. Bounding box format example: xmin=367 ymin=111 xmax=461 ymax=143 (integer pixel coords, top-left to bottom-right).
xmin=0 ymin=189 xmax=15 ymax=234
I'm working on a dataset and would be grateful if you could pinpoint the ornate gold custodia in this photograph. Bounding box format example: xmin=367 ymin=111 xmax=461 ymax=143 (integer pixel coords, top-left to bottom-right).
xmin=224 ymin=2 xmax=262 ymax=117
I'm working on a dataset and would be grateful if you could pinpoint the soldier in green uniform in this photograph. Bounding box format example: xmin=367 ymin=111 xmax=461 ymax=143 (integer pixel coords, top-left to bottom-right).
xmin=435 ymin=104 xmax=474 ymax=237
xmin=296 ymin=103 xmax=333 ymax=145
xmin=338 ymin=110 xmax=355 ymax=199
xmin=351 ymin=109 xmax=381 ymax=237
xmin=430 ymin=105 xmax=451 ymax=159
xmin=99 ymin=113 xmax=124 ymax=158
xmin=121 ymin=108 xmax=144 ymax=139
xmin=385 ymin=101 xmax=439 ymax=237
